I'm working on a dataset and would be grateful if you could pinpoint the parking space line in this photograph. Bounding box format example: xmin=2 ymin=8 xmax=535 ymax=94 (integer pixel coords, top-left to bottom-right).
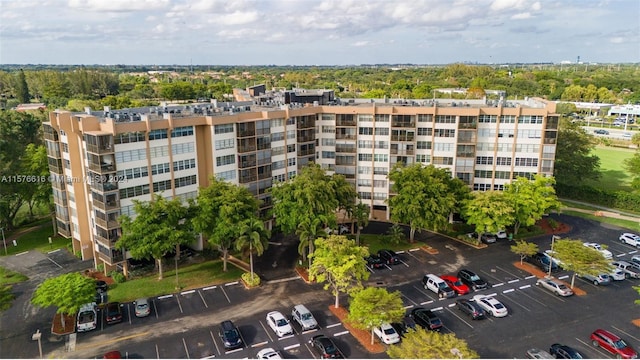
xmin=495 ymin=265 xmax=524 ymax=279
xmin=155 ymin=343 xmax=160 ymax=359
xmin=252 ymin=341 xmax=269 ymax=348
xmin=575 ymin=337 xmax=610 ymax=358
xmin=384 ymin=264 xmax=393 ymax=270
xmin=616 ymin=253 xmax=626 ymax=257
xmin=525 ymin=275 xmax=536 ymax=280
xmin=202 ymin=286 xmax=217 ymax=291
xmin=398 ymin=259 xmax=410 ymax=267
xmin=47 ymin=249 xmax=61 ymax=254
xmin=503 ymin=289 xmax=515 ymax=293
xmin=302 ymin=329 xmax=319 ymax=335
xmin=493 ymin=282 xmax=504 ymax=287
xmin=225 ymin=348 xmax=243 ymax=355
xmin=259 ymin=320 xmax=275 ymax=342
xmin=181 ymin=290 xmax=195 ymax=295
xmin=431 ymin=306 xmax=443 ymax=311
xmin=412 ymin=285 xmax=436 ymax=301
xmin=225 ymin=281 xmax=239 ymax=286
xmin=501 ymin=293 xmax=531 ymax=312
xmin=210 ymin=330 xmax=220 ymax=356
xmin=279 ymin=334 xmax=295 ymax=341
xmin=284 ymin=343 xmax=301 ymax=351
xmin=198 ymin=290 xmax=209 ymax=308
xmin=486 ymin=293 xmax=498 ymax=297
xmin=558 ymin=275 xmax=569 ymax=279
xmin=629 ymin=250 xmax=638 ymax=254
xmin=127 ymin=303 xmax=132 ymax=325
xmin=176 ymin=293 xmax=183 ymax=314
xmin=612 ymin=326 xmax=640 ymax=342
xmin=519 ymin=285 xmax=531 ymax=290
xmin=304 ymin=343 xmax=317 ymax=359
xmin=409 ymin=248 xmax=420 ymax=252
xmin=365 ymin=265 xmax=374 ymax=273
xmin=507 ymin=279 xmax=520 ymax=284
xmin=448 ymin=303 xmax=456 ymax=307
xmin=153 ymin=299 xmax=159 ymax=319
xmin=334 ymin=330 xmax=349 ymax=336
xmin=158 ymin=294 xmax=173 ymax=300
xmin=237 ymin=330 xmax=248 ymax=352
xmin=445 ymin=308 xmax=474 ymax=329
xmin=401 ymin=293 xmax=419 ymax=306
xmin=220 ymin=286 xmax=231 ymax=303
xmin=420 ymin=300 xmax=434 ymax=305
xmin=15 ymin=251 xmax=29 ymax=256
xmin=403 ymin=305 xmax=414 ymax=309
xmin=395 ymin=250 xmax=405 ymax=254
xmin=326 ymin=323 xmax=341 ymax=328
xmin=183 ymin=337 xmax=190 ymax=359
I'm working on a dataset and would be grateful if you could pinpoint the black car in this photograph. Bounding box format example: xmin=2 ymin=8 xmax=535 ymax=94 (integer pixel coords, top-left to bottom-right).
xmin=391 ymin=315 xmax=417 ymax=336
xmin=593 ymin=129 xmax=609 ymax=135
xmin=549 ymin=344 xmax=584 ymax=359
xmin=309 ymin=334 xmax=343 ymax=358
xmin=457 ymin=269 xmax=488 ymax=291
xmin=219 ymin=320 xmax=243 ymax=350
xmin=365 ymin=254 xmax=384 ymax=269
xmin=95 ymin=280 xmax=108 ymax=293
xmin=378 ymin=249 xmax=400 ymax=265
xmin=104 ymin=302 xmax=123 ymax=324
xmin=410 ymin=308 xmax=442 ymax=331
xmin=455 ymin=299 xmax=486 ymax=320
xmin=529 ymin=252 xmax=559 ymax=273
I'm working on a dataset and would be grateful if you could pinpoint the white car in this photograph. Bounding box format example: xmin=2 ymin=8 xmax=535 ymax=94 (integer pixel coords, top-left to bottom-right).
xmin=373 ymin=322 xmax=400 ymax=344
xmin=472 ymin=295 xmax=508 ymax=318
xmin=495 ymin=230 xmax=508 ymax=239
xmin=266 ymin=311 xmax=293 ymax=337
xmin=257 ymin=348 xmax=282 ymax=359
xmin=620 ymin=233 xmax=640 ymax=247
xmin=583 ymin=242 xmax=613 ymax=259
xmin=535 ymin=278 xmax=573 ymax=297
xmin=609 ymin=268 xmax=625 ymax=281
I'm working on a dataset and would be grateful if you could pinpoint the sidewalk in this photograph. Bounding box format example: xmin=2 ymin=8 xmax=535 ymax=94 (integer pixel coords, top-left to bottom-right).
xmin=561 ymin=205 xmax=640 ymax=223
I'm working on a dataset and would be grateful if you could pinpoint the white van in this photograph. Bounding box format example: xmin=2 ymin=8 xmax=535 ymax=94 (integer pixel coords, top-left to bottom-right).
xmin=77 ymin=302 xmax=97 ymax=332
xmin=422 ymin=274 xmax=455 ymax=299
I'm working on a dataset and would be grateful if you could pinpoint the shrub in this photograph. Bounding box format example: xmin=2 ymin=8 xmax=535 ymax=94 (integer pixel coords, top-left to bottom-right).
xmin=109 ymin=271 xmax=126 ymax=283
xmin=96 ymin=263 xmax=105 ymax=272
xmin=241 ymin=272 xmax=261 ymax=287
xmin=457 ymin=234 xmax=480 ymax=246
xmin=547 ymin=218 xmax=559 ymax=230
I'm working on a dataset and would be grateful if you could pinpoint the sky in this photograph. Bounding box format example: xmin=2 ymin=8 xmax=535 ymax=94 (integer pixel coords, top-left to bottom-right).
xmin=1 ymin=0 xmax=639 ymax=65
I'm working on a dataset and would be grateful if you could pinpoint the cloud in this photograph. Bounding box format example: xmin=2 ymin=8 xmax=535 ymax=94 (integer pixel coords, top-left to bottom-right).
xmin=67 ymin=0 xmax=170 ymax=12
xmin=511 ymin=12 xmax=532 ymax=19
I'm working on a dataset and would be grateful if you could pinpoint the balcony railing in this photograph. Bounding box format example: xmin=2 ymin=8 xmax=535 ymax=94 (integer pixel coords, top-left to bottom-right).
xmin=390 ymin=149 xmax=415 ymax=155
xmin=46 ymin=147 xmax=61 ymax=158
xmin=49 ymin=162 xmax=63 ymax=174
xmin=91 ymin=182 xmax=119 ymax=193
xmin=297 ymin=149 xmax=315 ymax=157
xmin=237 ymin=144 xmax=257 ymax=153
xmin=336 ymin=134 xmax=356 ymax=140
xmin=336 ymin=119 xmax=356 ymax=127
xmin=93 ymin=198 xmax=119 ymax=211
xmin=297 ymin=135 xmax=315 ymax=143
xmin=56 ymin=212 xmax=70 ymax=222
xmin=57 ymin=226 xmax=71 ymax=237
xmin=86 ymin=143 xmax=114 ymax=155
xmin=95 ymin=217 xmax=119 ymax=229
xmin=390 ymin=135 xmax=415 ymax=142
xmin=543 ymin=138 xmax=557 ymax=144
xmin=96 ymin=250 xmax=124 ymax=265
xmin=458 ymin=122 xmax=477 ymax=129
xmin=456 ymin=152 xmax=475 ymax=158
xmin=88 ymin=162 xmax=116 ymax=173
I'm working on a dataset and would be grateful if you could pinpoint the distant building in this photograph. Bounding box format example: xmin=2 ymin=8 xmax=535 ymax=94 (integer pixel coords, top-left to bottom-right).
xmin=15 ymin=103 xmax=46 ymax=111
xmin=284 ymin=89 xmax=335 ymax=105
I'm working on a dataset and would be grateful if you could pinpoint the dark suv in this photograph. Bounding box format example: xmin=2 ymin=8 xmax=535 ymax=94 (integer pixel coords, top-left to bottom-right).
xmin=105 ymin=302 xmax=123 ymax=324
xmin=456 ymin=299 xmax=486 ymax=320
xmin=529 ymin=252 xmax=559 ymax=273
xmin=219 ymin=320 xmax=242 ymax=350
xmin=378 ymin=249 xmax=400 ymax=265
xmin=410 ymin=308 xmax=442 ymax=331
xmin=457 ymin=269 xmax=488 ymax=291
xmin=309 ymin=334 xmax=343 ymax=358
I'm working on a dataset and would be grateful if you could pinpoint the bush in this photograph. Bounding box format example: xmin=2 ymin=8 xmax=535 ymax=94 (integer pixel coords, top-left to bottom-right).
xmin=96 ymin=263 xmax=105 ymax=272
xmin=108 ymin=271 xmax=126 ymax=283
xmin=241 ymin=272 xmax=261 ymax=287
xmin=547 ymin=218 xmax=559 ymax=230
xmin=457 ymin=234 xmax=480 ymax=246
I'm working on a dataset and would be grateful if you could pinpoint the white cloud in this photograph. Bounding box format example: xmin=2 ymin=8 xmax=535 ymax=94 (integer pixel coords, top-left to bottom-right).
xmin=511 ymin=12 xmax=532 ymax=19
xmin=67 ymin=0 xmax=170 ymax=12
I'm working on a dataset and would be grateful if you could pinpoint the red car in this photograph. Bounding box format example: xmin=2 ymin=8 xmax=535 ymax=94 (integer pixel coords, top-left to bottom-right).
xmin=590 ymin=329 xmax=638 ymax=359
xmin=440 ymin=275 xmax=470 ymax=295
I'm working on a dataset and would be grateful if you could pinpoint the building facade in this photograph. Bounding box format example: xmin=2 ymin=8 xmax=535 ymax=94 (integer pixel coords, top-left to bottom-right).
xmin=43 ymin=97 xmax=558 ymax=270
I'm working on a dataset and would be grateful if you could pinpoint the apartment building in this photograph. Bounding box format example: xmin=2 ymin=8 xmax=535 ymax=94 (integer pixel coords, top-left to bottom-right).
xmin=43 ymin=96 xmax=558 ymax=270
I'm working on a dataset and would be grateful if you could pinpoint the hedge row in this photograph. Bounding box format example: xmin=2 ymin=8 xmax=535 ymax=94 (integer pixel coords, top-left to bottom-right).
xmin=556 ymin=182 xmax=640 ymax=212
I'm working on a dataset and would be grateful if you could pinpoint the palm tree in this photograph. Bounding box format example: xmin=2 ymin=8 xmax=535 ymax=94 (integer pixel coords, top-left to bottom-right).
xmin=295 ymin=215 xmax=328 ymax=266
xmin=235 ymin=217 xmax=270 ymax=282
xmin=352 ymin=203 xmax=370 ymax=245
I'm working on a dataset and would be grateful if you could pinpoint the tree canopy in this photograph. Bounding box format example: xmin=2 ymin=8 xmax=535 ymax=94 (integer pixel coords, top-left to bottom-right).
xmin=503 ymin=175 xmax=561 ymax=235
xmin=554 ymin=120 xmax=601 ymax=185
xmin=552 ymin=238 xmax=614 ymax=288
xmin=388 ymin=163 xmax=469 ymax=242
xmin=462 ymin=190 xmax=514 ymax=241
xmin=386 ymin=327 xmax=479 ymax=359
xmin=347 ymin=287 xmax=405 ymax=345
xmin=510 ymin=241 xmax=539 ymax=264
xmin=31 ymin=272 xmax=95 ymax=329
xmin=308 ymin=235 xmax=370 ymax=308
xmin=235 ymin=217 xmax=270 ymax=282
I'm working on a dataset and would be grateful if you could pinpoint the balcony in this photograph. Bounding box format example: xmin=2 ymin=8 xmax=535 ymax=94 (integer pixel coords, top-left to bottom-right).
xmin=91 ymin=181 xmax=119 ymax=193
xmin=457 ymin=135 xmax=476 ymax=143
xmin=48 ymin=159 xmax=63 ymax=174
xmin=335 ymin=157 xmax=356 ymax=166
xmin=390 ymin=135 xmax=415 ymax=142
xmin=57 ymin=225 xmax=71 ymax=237
xmin=297 ymin=149 xmax=315 ymax=157
xmin=543 ymin=138 xmax=557 ymax=144
xmin=95 ymin=232 xmax=120 ymax=247
xmin=93 ymin=198 xmax=119 ymax=211
xmin=456 ymin=152 xmax=475 ymax=158
xmin=95 ymin=217 xmax=119 ymax=230
xmin=46 ymin=146 xmax=61 ymax=158
xmin=336 ymin=118 xmax=356 ymax=127
xmin=391 ymin=121 xmax=415 ymax=128
xmin=237 ymin=144 xmax=257 ymax=153
xmin=297 ymin=135 xmax=315 ymax=143
xmin=96 ymin=249 xmax=124 ymax=265
xmin=336 ymin=133 xmax=356 ymax=140
xmin=335 ymin=146 xmax=356 ymax=153
xmin=390 ymin=148 xmax=415 ymax=155
xmin=53 ymin=194 xmax=67 ymax=207
xmin=458 ymin=122 xmax=477 ymax=129
xmin=56 ymin=211 xmax=70 ymax=223
xmin=86 ymin=142 xmax=114 ymax=155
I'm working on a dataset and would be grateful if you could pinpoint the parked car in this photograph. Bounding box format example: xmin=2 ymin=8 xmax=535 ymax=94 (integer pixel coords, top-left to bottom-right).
xmin=579 ymin=273 xmax=611 ymax=286
xmin=470 ymin=232 xmax=496 ymax=244
xmin=422 ymin=274 xmax=456 ymax=299
xmin=77 ymin=302 xmax=97 ymax=332
xmin=133 ymin=298 xmax=150 ymax=318
xmin=549 ymin=343 xmax=584 ymax=359
xmin=95 ymin=280 xmax=108 ymax=293
xmin=257 ymin=348 xmax=282 ymax=359
xmin=612 ymin=260 xmax=640 ymax=279
xmin=377 ymin=249 xmax=400 ymax=265
xmin=583 ymin=242 xmax=613 ymax=259
xmin=529 ymin=252 xmax=559 ymax=273
xmin=291 ymin=304 xmax=318 ymax=331
xmin=103 ymin=351 xmax=122 ymax=359
xmin=620 ymin=233 xmax=640 ymax=247
xmin=472 ymin=295 xmax=508 ymax=317
xmin=544 ymin=250 xmax=564 ymax=269
xmin=622 ymin=132 xmax=632 ymax=140
xmin=593 ymin=129 xmax=610 ymax=135
xmin=324 ymin=225 xmax=349 ymax=235
xmin=364 ymin=254 xmax=384 ymax=269
xmin=609 ymin=268 xmax=626 ymax=281
xmin=391 ymin=315 xmax=416 ymax=336
xmin=105 ymin=302 xmax=123 ymax=324
xmin=535 ymin=278 xmax=574 ymax=297
xmin=373 ymin=322 xmax=401 ymax=344
xmin=526 ymin=348 xmax=554 ymax=359
xmin=266 ymin=311 xmax=293 ymax=337
xmin=219 ymin=320 xmax=242 ymax=350
xmin=410 ymin=308 xmax=443 ymax=331
xmin=590 ymin=329 xmax=638 ymax=359
xmin=309 ymin=334 xmax=343 ymax=358
xmin=495 ymin=230 xmax=508 ymax=239
xmin=455 ymin=299 xmax=486 ymax=320
xmin=440 ymin=274 xmax=470 ymax=295
xmin=457 ymin=269 xmax=488 ymax=291
xmin=632 ymin=255 xmax=640 ymax=267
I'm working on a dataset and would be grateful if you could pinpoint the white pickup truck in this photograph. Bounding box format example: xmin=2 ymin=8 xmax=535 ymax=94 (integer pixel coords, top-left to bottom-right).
xmin=76 ymin=302 xmax=97 ymax=332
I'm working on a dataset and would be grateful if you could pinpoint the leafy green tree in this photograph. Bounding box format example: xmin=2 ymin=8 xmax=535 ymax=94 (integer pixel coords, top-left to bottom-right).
xmin=351 ymin=203 xmax=370 ymax=246
xmin=16 ymin=69 xmax=30 ymax=103
xmin=235 ymin=217 xmax=270 ymax=283
xmin=31 ymin=272 xmax=95 ymax=330
xmin=295 ymin=214 xmax=329 ymax=264
xmin=510 ymin=241 xmax=539 ymax=264
xmin=503 ymin=175 xmax=561 ymax=235
xmin=347 ymin=287 xmax=405 ymax=345
xmin=19 ymin=144 xmax=50 ymax=218
xmin=554 ymin=102 xmax=578 ymax=116
xmin=462 ymin=191 xmax=514 ymax=242
xmin=192 ymin=178 xmax=260 ymax=272
xmin=386 ymin=224 xmax=405 ymax=245
xmin=623 ymin=150 xmax=640 ymax=191
xmin=117 ymin=194 xmax=195 ymax=279
xmin=388 ymin=163 xmax=467 ymax=242
xmin=552 ymin=239 xmax=614 ymax=288
xmin=554 ymin=121 xmax=600 ymax=184
xmin=309 ymin=235 xmax=370 ymax=308
xmin=387 ymin=327 xmax=479 ymax=359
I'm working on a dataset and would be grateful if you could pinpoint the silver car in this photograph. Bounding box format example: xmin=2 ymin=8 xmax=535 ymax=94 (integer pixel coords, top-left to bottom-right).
xmin=133 ymin=298 xmax=151 ymax=317
xmin=291 ymin=304 xmax=318 ymax=331
xmin=579 ymin=273 xmax=611 ymax=285
xmin=535 ymin=278 xmax=574 ymax=296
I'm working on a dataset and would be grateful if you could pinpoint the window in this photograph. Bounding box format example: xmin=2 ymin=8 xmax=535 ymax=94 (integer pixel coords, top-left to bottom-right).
xmin=216 ymin=155 xmax=235 ymax=167
xmin=500 ymin=115 xmax=516 ymax=124
xmin=150 ymin=145 xmax=169 ymax=158
xmin=115 ymin=149 xmax=146 ymax=163
xmin=119 ymin=184 xmax=150 ymax=199
xmin=495 ymin=143 xmax=513 ymax=152
xmin=373 ymin=180 xmax=387 ymax=188
xmin=517 ymin=129 xmax=542 ymax=139
xmin=417 ymin=127 xmax=432 ymax=136
xmin=214 ymin=124 xmax=234 ymax=134
xmin=64 ymin=159 xmax=70 ymax=169
xmin=417 ymin=114 xmax=433 ymax=122
xmin=171 ymin=126 xmax=194 ymax=137
xmin=375 ymin=127 xmax=389 ymax=136
xmin=375 ymin=114 xmax=389 ymax=122
xmin=287 ymin=158 xmax=296 ymax=167
xmin=435 ymin=115 xmax=456 ymax=123
xmin=172 ymin=142 xmax=194 ymax=155
xmin=416 ymin=154 xmax=431 ymax=163
xmin=518 ymin=115 xmax=544 ymax=124
xmin=498 ymin=129 xmax=514 ymax=138
xmin=148 ymin=129 xmax=168 ymax=140
xmin=117 ymin=166 xmax=149 ymax=180
xmin=515 ymin=158 xmax=538 ymax=167
xmin=62 ymin=143 xmax=69 ymax=153
xmin=416 ymin=141 xmax=432 ymax=150
xmin=272 ymin=173 xmax=286 ymax=183
xmin=215 ymin=138 xmax=234 ymax=150
xmin=115 ymin=132 xmax=145 ymax=144
xmin=270 ymin=132 xmax=284 ymax=142
xmin=374 ymin=141 xmax=388 ymax=149
xmin=496 ymin=157 xmax=512 ymax=166
xmin=357 ymin=179 xmax=372 ymax=187
xmin=153 ymin=179 xmax=172 ymax=192
xmin=358 ymin=154 xmax=372 ymax=161
xmin=359 ymin=192 xmax=372 ymax=200
xmin=322 ymin=126 xmax=335 ymax=134
xmin=322 ymin=151 xmax=335 ymax=159
xmin=374 ymin=154 xmax=388 ymax=162
xmin=358 ymin=166 xmax=371 ymax=174
xmin=151 ymin=162 xmax=171 ymax=175
xmin=373 ymin=192 xmax=386 ymax=200
xmin=173 ymin=158 xmax=196 ymax=171
xmin=434 ymin=143 xmax=452 ymax=152
xmin=434 ymin=129 xmax=455 ymax=137
xmin=271 ymin=118 xmax=284 ymax=127
xmin=513 ymin=172 xmax=535 ymax=180
xmin=373 ymin=167 xmax=388 ymax=175
xmin=515 ymin=144 xmax=539 ymax=153
xmin=287 ymin=130 xmax=296 ymax=139
xmin=479 ymin=115 xmax=497 ymax=123
xmin=473 ymin=183 xmax=492 ymax=191
xmin=287 ymin=144 xmax=296 ymax=153
xmin=175 ymin=175 xmax=197 ymax=188
xmin=495 ymin=171 xmax=510 ymax=179
xmin=321 ymin=138 xmax=335 ymax=146
xmin=474 ymin=170 xmax=493 ymax=178
xmin=358 ymin=114 xmax=373 ymax=122
xmin=359 ymin=127 xmax=373 ymax=135
xmin=476 ymin=156 xmax=494 ymax=165
xmin=358 ymin=140 xmax=373 ymax=149
xmin=433 ymin=156 xmax=453 ymax=165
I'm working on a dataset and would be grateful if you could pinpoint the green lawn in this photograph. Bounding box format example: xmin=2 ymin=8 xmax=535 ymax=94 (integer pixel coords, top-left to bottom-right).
xmin=586 ymin=146 xmax=636 ymax=192
xmin=356 ymin=234 xmax=425 ymax=254
xmin=107 ymin=260 xmax=243 ymax=303
xmin=0 ymin=266 xmax=28 ymax=286
xmin=1 ymin=222 xmax=70 ymax=256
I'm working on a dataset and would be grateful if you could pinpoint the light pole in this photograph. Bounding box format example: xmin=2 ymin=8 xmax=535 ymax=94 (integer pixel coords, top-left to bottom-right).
xmin=32 ymin=329 xmax=42 ymax=359
xmin=1 ymin=227 xmax=6 ymax=256
xmin=548 ymin=235 xmax=561 ymax=278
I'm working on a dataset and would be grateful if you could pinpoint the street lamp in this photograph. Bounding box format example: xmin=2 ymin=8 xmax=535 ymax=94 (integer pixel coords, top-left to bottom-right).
xmin=32 ymin=329 xmax=42 ymax=359
xmin=1 ymin=227 xmax=6 ymax=256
